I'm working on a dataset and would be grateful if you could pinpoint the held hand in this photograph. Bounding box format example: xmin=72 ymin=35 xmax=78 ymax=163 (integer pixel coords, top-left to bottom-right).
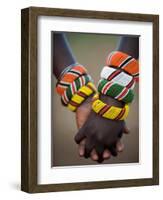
xmin=75 ymin=97 xmax=92 ymax=129
xmin=75 ymin=96 xmax=129 ymax=163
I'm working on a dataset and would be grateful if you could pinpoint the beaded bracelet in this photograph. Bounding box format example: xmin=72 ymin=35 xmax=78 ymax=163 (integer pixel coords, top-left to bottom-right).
xmin=57 ymin=63 xmax=79 ymax=81
xmin=100 ymin=66 xmax=135 ymax=89
xmin=98 ymin=79 xmax=134 ymax=103
xmin=106 ymin=51 xmax=139 ymax=81
xmin=68 ymin=82 xmax=96 ymax=112
xmin=56 ymin=64 xmax=87 ymax=95
xmin=61 ymin=74 xmax=92 ymax=105
xmin=92 ymin=93 xmax=129 ymax=120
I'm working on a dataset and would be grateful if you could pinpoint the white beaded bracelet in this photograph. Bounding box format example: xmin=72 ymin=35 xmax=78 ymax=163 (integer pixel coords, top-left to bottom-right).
xmin=100 ymin=66 xmax=135 ymax=89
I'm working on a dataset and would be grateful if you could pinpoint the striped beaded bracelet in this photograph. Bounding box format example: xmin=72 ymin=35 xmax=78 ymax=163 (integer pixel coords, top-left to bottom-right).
xmin=56 ymin=64 xmax=87 ymax=95
xmin=106 ymin=51 xmax=139 ymax=81
xmin=98 ymin=79 xmax=134 ymax=103
xmin=68 ymin=82 xmax=96 ymax=112
xmin=100 ymin=66 xmax=135 ymax=89
xmin=57 ymin=63 xmax=78 ymax=81
xmin=92 ymin=93 xmax=129 ymax=120
xmin=61 ymin=74 xmax=92 ymax=105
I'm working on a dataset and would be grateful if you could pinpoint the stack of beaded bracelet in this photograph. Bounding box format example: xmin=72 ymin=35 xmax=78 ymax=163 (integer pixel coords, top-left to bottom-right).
xmin=92 ymin=51 xmax=139 ymax=120
xmin=56 ymin=63 xmax=96 ymax=112
xmin=61 ymin=74 xmax=92 ymax=105
xmin=98 ymin=51 xmax=139 ymax=104
xmin=56 ymin=63 xmax=88 ymax=95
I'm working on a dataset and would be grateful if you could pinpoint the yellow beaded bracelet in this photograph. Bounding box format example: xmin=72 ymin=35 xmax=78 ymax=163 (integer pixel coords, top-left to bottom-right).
xmin=92 ymin=93 xmax=129 ymax=120
xmin=68 ymin=82 xmax=96 ymax=112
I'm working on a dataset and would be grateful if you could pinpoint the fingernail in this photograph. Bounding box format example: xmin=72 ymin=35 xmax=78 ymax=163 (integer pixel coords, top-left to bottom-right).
xmin=118 ymin=144 xmax=124 ymax=152
xmin=79 ymin=151 xmax=84 ymax=156
xmin=92 ymin=155 xmax=98 ymax=160
xmin=103 ymin=153 xmax=110 ymax=159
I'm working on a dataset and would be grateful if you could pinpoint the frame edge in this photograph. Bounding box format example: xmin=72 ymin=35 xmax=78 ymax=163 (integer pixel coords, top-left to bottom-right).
xmin=21 ymin=7 xmax=38 ymax=193
xmin=21 ymin=7 xmax=30 ymax=192
xmin=152 ymin=15 xmax=159 ymax=186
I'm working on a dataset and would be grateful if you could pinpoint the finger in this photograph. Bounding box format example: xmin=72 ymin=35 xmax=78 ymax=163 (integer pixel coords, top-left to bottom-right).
xmin=123 ymin=123 xmax=130 ymax=134
xmin=109 ymin=145 xmax=118 ymax=157
xmin=116 ymin=140 xmax=124 ymax=152
xmin=95 ymin=145 xmax=105 ymax=163
xmin=78 ymin=139 xmax=86 ymax=156
xmin=74 ymin=127 xmax=86 ymax=144
xmin=103 ymin=149 xmax=111 ymax=159
xmin=90 ymin=149 xmax=99 ymax=161
xmin=84 ymin=139 xmax=94 ymax=158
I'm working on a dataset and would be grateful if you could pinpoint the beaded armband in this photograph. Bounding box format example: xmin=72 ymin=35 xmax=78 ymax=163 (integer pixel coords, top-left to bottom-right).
xmin=98 ymin=79 xmax=134 ymax=103
xmin=92 ymin=93 xmax=129 ymax=120
xmin=61 ymin=74 xmax=92 ymax=105
xmin=106 ymin=51 xmax=139 ymax=82
xmin=56 ymin=63 xmax=96 ymax=112
xmin=56 ymin=64 xmax=87 ymax=95
xmin=68 ymin=82 xmax=96 ymax=112
xmin=100 ymin=66 xmax=135 ymax=89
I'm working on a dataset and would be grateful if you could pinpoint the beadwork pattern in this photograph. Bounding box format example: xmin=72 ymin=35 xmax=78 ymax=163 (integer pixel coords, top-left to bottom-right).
xmin=92 ymin=93 xmax=129 ymax=120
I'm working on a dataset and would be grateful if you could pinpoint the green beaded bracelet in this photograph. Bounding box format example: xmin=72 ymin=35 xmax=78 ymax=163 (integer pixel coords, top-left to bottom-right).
xmin=98 ymin=79 xmax=134 ymax=103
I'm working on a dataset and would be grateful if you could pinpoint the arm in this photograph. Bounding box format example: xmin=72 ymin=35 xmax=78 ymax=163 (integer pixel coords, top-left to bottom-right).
xmin=75 ymin=36 xmax=138 ymax=163
xmin=52 ymin=32 xmax=76 ymax=78
xmin=117 ymin=36 xmax=139 ymax=59
xmin=101 ymin=36 xmax=139 ymax=104
xmin=52 ymin=33 xmax=126 ymax=162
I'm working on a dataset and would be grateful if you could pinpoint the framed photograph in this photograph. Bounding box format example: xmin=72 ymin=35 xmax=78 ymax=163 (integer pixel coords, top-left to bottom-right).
xmin=21 ymin=7 xmax=159 ymax=193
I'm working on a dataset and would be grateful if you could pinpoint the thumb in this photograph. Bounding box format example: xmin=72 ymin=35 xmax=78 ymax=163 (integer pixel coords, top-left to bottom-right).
xmin=76 ymin=102 xmax=91 ymax=129
xmin=123 ymin=123 xmax=130 ymax=134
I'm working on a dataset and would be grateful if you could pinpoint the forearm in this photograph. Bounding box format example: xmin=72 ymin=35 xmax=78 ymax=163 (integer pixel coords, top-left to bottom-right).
xmin=117 ymin=36 xmax=139 ymax=59
xmin=52 ymin=33 xmax=76 ymax=79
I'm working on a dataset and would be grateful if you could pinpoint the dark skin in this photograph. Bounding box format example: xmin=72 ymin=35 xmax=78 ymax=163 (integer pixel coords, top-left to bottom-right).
xmin=53 ymin=33 xmax=76 ymax=78
xmin=117 ymin=36 xmax=139 ymax=59
xmin=75 ymin=95 xmax=129 ymax=161
xmin=53 ymin=33 xmax=138 ymax=163
xmin=75 ymin=95 xmax=125 ymax=163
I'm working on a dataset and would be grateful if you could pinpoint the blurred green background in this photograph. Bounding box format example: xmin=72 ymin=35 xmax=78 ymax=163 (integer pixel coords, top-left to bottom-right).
xmin=52 ymin=32 xmax=139 ymax=167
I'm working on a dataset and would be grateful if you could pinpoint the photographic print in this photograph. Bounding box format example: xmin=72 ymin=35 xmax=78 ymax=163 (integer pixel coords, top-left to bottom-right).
xmin=52 ymin=32 xmax=139 ymax=167
xmin=21 ymin=7 xmax=159 ymax=193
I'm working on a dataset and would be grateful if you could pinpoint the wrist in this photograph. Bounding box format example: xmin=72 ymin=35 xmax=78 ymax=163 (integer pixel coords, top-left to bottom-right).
xmin=100 ymin=94 xmax=124 ymax=108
